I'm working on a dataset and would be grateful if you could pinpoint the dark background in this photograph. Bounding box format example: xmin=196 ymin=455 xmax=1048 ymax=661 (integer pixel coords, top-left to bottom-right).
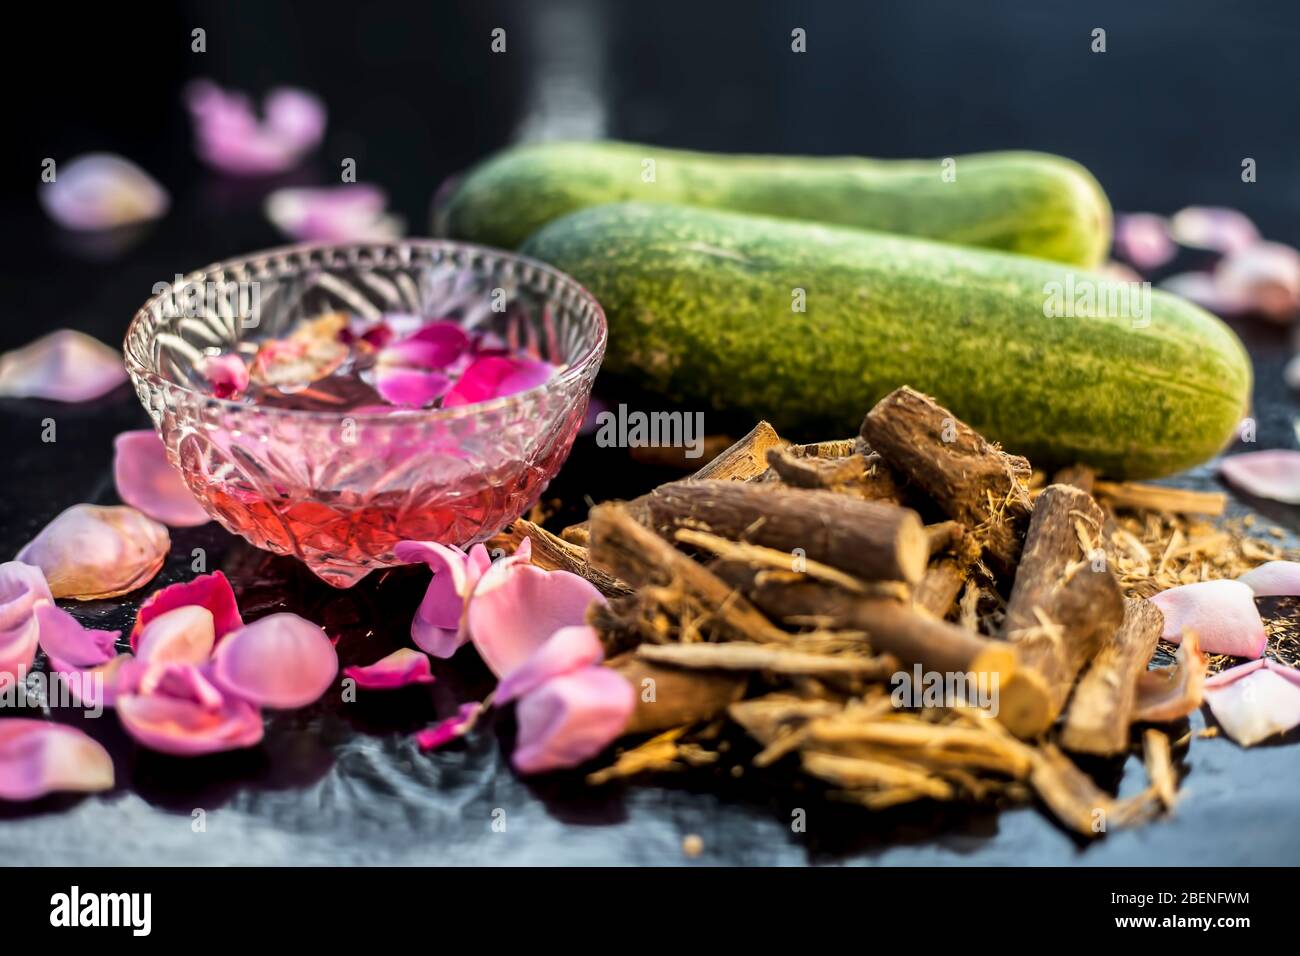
xmin=0 ymin=0 xmax=1297 ymax=865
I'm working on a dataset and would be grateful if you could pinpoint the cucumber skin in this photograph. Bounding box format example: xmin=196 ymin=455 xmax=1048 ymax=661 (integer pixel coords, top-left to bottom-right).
xmin=445 ymin=141 xmax=1112 ymax=268
xmin=520 ymin=203 xmax=1251 ymax=479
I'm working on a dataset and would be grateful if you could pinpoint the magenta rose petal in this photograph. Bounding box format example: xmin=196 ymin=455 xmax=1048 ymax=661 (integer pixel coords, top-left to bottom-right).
xmin=118 ymin=691 xmax=264 ymax=756
xmin=130 ymin=571 xmax=244 ymax=651
xmin=343 ymin=648 xmax=435 ymax=690
xmin=1219 ymin=449 xmax=1300 ymax=505
xmin=38 ymin=153 xmax=169 ymax=231
xmin=197 ymin=353 xmax=249 ymax=399
xmin=0 ymin=562 xmax=51 ymax=683
xmin=1168 ymin=206 xmax=1261 ymax=255
xmin=414 ymin=702 xmax=482 ymax=752
xmin=1203 ymin=659 xmax=1300 ymax=746
xmin=0 ymin=329 xmax=127 ymax=402
xmin=1238 ymin=560 xmax=1300 ymax=597
xmin=1112 ymin=212 xmax=1175 ymax=272
xmin=33 ymin=600 xmax=118 ymax=673
xmin=0 ymin=720 xmax=114 ymax=800
xmin=374 ymin=367 xmax=452 ymax=407
xmin=1149 ymin=579 xmax=1267 ymax=658
xmin=133 ymin=605 xmax=216 ymax=665
xmin=185 ymin=79 xmax=325 ymax=176
xmin=210 ymin=613 xmax=338 ymax=709
xmin=16 ymin=504 xmax=168 ymax=601
xmin=495 ymin=625 xmax=604 ymax=705
xmin=441 ymin=356 xmax=555 ymax=407
xmin=113 ymin=430 xmax=211 ymax=527
xmin=393 ymin=541 xmax=493 ymax=657
xmin=512 ymin=668 xmax=635 ymax=774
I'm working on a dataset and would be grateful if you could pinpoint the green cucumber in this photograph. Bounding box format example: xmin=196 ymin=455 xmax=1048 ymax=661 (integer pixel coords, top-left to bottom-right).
xmin=520 ymin=202 xmax=1251 ymax=478
xmin=444 ymin=140 xmax=1112 ymax=267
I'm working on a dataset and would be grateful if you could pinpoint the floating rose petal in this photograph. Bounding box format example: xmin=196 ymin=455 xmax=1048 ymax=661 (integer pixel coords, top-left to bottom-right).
xmin=33 ymin=601 xmax=118 ymax=673
xmin=210 ymin=613 xmax=338 ymax=709
xmin=130 ymin=571 xmax=243 ymax=651
xmin=38 ymin=153 xmax=169 ymax=231
xmin=16 ymin=504 xmax=168 ymax=601
xmin=414 ymin=702 xmax=482 ymax=751
xmin=343 ymin=648 xmax=435 ymax=690
xmin=1238 ymin=560 xmax=1300 ymax=596
xmin=1168 ymin=206 xmax=1260 ymax=256
xmin=1133 ymin=630 xmax=1207 ymax=722
xmin=1203 ymin=659 xmax=1300 ymax=746
xmin=1112 ymin=213 xmax=1175 ymax=272
xmin=393 ymin=540 xmax=493 ymax=657
xmin=373 ymin=367 xmax=452 ymax=407
xmin=0 ymin=329 xmax=127 ymax=402
xmin=0 ymin=562 xmax=48 ymax=683
xmin=134 ymin=605 xmax=216 ymax=665
xmin=1149 ymin=580 xmax=1265 ymax=659
xmin=113 ymin=430 xmax=210 ymax=527
xmin=1219 ymin=449 xmax=1300 ymax=505
xmin=265 ymin=184 xmax=402 ymax=242
xmin=495 ymin=625 xmax=604 ymax=705
xmin=249 ymin=314 xmax=351 ymax=389
xmin=0 ymin=720 xmax=114 ymax=800
xmin=442 ymin=356 xmax=556 ymax=408
xmin=118 ymin=689 xmax=264 ymax=756
xmin=1215 ymin=241 xmax=1300 ymax=323
xmin=512 ymin=668 xmax=635 ymax=774
xmin=198 ymin=353 xmax=249 ymax=400
xmin=185 ymin=80 xmax=325 ymax=176
xmin=467 ymin=538 xmax=605 ymax=677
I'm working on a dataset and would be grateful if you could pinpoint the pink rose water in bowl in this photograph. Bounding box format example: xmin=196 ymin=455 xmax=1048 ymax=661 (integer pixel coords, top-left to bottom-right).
xmin=124 ymin=241 xmax=606 ymax=587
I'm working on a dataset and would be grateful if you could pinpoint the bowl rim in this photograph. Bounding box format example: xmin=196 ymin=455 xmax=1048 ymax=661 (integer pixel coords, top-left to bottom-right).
xmin=123 ymin=237 xmax=607 ymax=424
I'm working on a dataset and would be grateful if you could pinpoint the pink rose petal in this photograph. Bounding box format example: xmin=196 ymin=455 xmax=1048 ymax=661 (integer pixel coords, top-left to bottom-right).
xmin=1168 ymin=206 xmax=1260 ymax=255
xmin=495 ymin=625 xmax=604 ymax=705
xmin=134 ymin=605 xmax=216 ymax=665
xmin=118 ymin=691 xmax=264 ymax=756
xmin=1237 ymin=560 xmax=1300 ymax=597
xmin=198 ymin=353 xmax=249 ymax=400
xmin=342 ymin=648 xmax=435 ymax=690
xmin=0 ymin=562 xmax=51 ymax=683
xmin=0 ymin=329 xmax=127 ymax=402
xmin=393 ymin=541 xmax=493 ymax=657
xmin=1149 ymin=579 xmax=1267 ymax=658
xmin=38 ymin=153 xmax=168 ymax=231
xmin=1112 ymin=213 xmax=1175 ymax=272
xmin=210 ymin=613 xmax=338 ymax=709
xmin=373 ymin=367 xmax=452 ymax=407
xmin=512 ymin=667 xmax=635 ymax=774
xmin=0 ymin=720 xmax=114 ymax=799
xmin=113 ymin=430 xmax=211 ymax=527
xmin=61 ymin=653 xmax=141 ymax=711
xmin=442 ymin=356 xmax=556 ymax=408
xmin=1203 ymin=659 xmax=1300 ymax=746
xmin=467 ymin=539 xmax=605 ymax=677
xmin=1215 ymin=241 xmax=1300 ymax=323
xmin=265 ymin=184 xmax=401 ymax=242
xmin=33 ymin=600 xmax=118 ymax=673
xmin=1218 ymin=450 xmax=1300 ymax=505
xmin=16 ymin=504 xmax=168 ymax=601
xmin=1160 ymin=272 xmax=1247 ymax=316
xmin=185 ymin=80 xmax=325 ymax=176
xmin=130 ymin=571 xmax=244 ymax=651
xmin=135 ymin=662 xmax=225 ymax=709
xmin=414 ymin=702 xmax=482 ymax=751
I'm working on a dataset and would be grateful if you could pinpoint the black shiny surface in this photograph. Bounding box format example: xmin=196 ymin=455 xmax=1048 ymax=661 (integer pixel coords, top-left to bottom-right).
xmin=1 ymin=0 xmax=1298 ymax=865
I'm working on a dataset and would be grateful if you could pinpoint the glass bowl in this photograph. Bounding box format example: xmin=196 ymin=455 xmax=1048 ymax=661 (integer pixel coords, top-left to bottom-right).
xmin=124 ymin=240 xmax=606 ymax=588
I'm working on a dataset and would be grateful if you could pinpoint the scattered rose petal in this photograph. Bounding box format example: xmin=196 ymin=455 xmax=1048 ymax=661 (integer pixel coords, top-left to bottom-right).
xmin=495 ymin=625 xmax=604 ymax=705
xmin=512 ymin=668 xmax=635 ymax=774
xmin=342 ymin=648 xmax=435 ymax=690
xmin=33 ymin=600 xmax=118 ymax=673
xmin=118 ymin=689 xmax=263 ymax=756
xmin=393 ymin=541 xmax=493 ymax=657
xmin=466 ymin=538 xmax=605 ymax=677
xmin=135 ymin=662 xmax=225 ymax=709
xmin=16 ymin=504 xmax=168 ymax=601
xmin=198 ymin=353 xmax=249 ymax=399
xmin=0 ymin=562 xmax=48 ymax=682
xmin=442 ymin=356 xmax=556 ymax=407
xmin=113 ymin=430 xmax=211 ymax=527
xmin=1148 ymin=580 xmax=1266 ymax=658
xmin=265 ymin=184 xmax=402 ymax=242
xmin=0 ymin=720 xmax=114 ymax=799
xmin=373 ymin=367 xmax=452 ymax=407
xmin=414 ymin=702 xmax=482 ymax=751
xmin=130 ymin=571 xmax=243 ymax=651
xmin=38 ymin=153 xmax=168 ymax=231
xmin=1285 ymin=351 xmax=1300 ymax=391
xmin=1159 ymin=271 xmax=1246 ymax=315
xmin=185 ymin=80 xmax=325 ymax=176
xmin=1168 ymin=206 xmax=1260 ymax=255
xmin=0 ymin=329 xmax=127 ymax=402
xmin=210 ymin=613 xmax=338 ymax=709
xmin=1204 ymin=659 xmax=1300 ymax=746
xmin=64 ymin=653 xmax=141 ymax=711
xmin=1112 ymin=213 xmax=1175 ymax=272
xmin=134 ymin=605 xmax=216 ymax=665
xmin=1215 ymin=241 xmax=1300 ymax=323
xmin=1219 ymin=449 xmax=1300 ymax=505
xmin=1133 ymin=630 xmax=1208 ymax=722
xmin=1238 ymin=560 xmax=1300 ymax=596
